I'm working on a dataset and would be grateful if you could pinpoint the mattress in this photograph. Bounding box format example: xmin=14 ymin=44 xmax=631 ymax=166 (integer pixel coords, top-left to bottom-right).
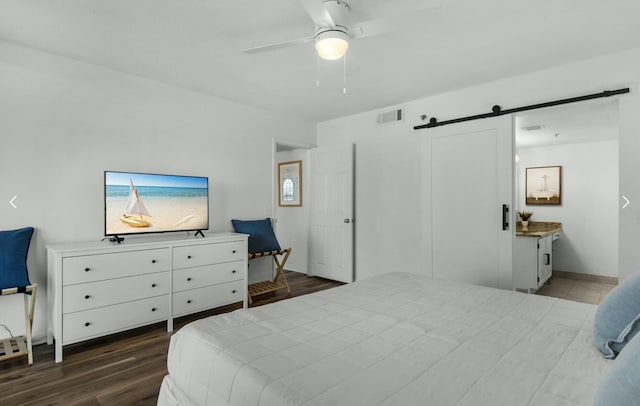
xmin=158 ymin=272 xmax=612 ymax=406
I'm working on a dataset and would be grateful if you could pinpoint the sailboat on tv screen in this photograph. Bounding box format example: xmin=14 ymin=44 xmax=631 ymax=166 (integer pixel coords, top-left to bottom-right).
xmin=120 ymin=179 xmax=152 ymax=227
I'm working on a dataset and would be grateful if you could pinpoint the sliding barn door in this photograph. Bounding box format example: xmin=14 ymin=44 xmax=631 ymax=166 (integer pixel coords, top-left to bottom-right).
xmin=310 ymin=144 xmax=354 ymax=283
xmin=422 ymin=116 xmax=513 ymax=289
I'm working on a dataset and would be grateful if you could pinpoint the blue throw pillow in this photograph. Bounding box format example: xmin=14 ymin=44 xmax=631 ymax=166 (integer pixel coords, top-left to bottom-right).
xmin=593 ymin=272 xmax=640 ymax=358
xmin=0 ymin=227 xmax=34 ymax=290
xmin=593 ymin=332 xmax=640 ymax=405
xmin=231 ymin=218 xmax=281 ymax=254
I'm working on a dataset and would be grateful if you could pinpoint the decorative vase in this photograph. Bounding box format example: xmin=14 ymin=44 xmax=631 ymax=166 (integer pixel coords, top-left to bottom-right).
xmin=521 ymin=220 xmax=529 ymax=230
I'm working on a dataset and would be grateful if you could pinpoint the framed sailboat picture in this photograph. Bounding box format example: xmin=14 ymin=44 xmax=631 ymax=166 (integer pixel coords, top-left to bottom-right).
xmin=278 ymin=160 xmax=302 ymax=207
xmin=525 ymin=166 xmax=562 ymax=205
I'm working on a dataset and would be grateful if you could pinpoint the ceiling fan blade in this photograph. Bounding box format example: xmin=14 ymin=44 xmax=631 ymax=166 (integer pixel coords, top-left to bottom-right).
xmin=349 ymin=18 xmax=394 ymax=39
xmin=350 ymin=5 xmax=442 ymax=39
xmin=300 ymin=0 xmax=335 ymax=26
xmin=242 ymin=35 xmax=315 ymax=55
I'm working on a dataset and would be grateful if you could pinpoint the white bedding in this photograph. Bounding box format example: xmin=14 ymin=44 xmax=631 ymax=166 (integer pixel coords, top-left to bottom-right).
xmin=158 ymin=272 xmax=612 ymax=406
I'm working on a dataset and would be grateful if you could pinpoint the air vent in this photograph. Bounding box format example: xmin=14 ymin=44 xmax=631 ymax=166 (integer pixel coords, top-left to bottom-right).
xmin=521 ymin=124 xmax=545 ymax=131
xmin=376 ymin=109 xmax=403 ymax=125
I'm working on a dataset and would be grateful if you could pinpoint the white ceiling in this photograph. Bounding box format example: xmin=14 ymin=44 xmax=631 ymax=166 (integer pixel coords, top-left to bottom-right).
xmin=515 ymin=99 xmax=619 ymax=148
xmin=1 ymin=0 xmax=639 ymax=123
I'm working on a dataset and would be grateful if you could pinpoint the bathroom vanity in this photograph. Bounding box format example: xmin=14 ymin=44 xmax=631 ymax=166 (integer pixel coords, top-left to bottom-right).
xmin=514 ymin=221 xmax=562 ymax=293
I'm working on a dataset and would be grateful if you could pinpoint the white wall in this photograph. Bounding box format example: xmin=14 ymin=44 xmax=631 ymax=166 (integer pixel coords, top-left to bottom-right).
xmin=318 ymin=46 xmax=640 ymax=283
xmin=0 ymin=41 xmax=314 ymax=341
xmin=275 ymin=149 xmax=310 ymax=274
xmin=517 ymin=140 xmax=619 ymax=277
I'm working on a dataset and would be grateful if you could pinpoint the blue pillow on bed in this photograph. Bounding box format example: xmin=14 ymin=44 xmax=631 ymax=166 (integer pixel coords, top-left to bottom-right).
xmin=231 ymin=218 xmax=281 ymax=254
xmin=593 ymin=272 xmax=640 ymax=359
xmin=0 ymin=227 xmax=34 ymax=290
xmin=593 ymin=332 xmax=640 ymax=406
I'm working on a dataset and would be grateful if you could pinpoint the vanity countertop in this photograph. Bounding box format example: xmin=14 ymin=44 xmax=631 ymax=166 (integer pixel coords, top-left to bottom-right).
xmin=516 ymin=221 xmax=562 ymax=238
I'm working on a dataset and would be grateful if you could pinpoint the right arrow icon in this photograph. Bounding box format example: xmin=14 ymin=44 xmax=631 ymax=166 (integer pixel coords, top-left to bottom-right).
xmin=623 ymin=195 xmax=630 ymax=209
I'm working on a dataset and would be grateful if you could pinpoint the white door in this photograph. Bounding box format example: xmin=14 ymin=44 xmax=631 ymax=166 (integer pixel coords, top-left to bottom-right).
xmin=422 ymin=116 xmax=513 ymax=289
xmin=310 ymin=144 xmax=354 ymax=283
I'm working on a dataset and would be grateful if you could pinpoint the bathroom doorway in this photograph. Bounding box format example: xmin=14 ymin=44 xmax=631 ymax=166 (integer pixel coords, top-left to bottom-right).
xmin=273 ymin=139 xmax=313 ymax=275
xmin=514 ymin=99 xmax=620 ymax=280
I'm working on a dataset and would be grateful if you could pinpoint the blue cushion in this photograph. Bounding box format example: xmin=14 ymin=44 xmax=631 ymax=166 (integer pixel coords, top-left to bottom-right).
xmin=593 ymin=332 xmax=640 ymax=405
xmin=0 ymin=227 xmax=34 ymax=290
xmin=231 ymin=218 xmax=281 ymax=254
xmin=593 ymin=272 xmax=640 ymax=358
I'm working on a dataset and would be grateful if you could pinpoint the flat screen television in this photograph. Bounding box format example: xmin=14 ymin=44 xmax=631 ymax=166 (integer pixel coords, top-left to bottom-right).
xmin=104 ymin=171 xmax=209 ymax=237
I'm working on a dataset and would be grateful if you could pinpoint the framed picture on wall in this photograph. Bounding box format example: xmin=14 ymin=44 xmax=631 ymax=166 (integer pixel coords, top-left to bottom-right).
xmin=278 ymin=160 xmax=302 ymax=206
xmin=526 ymin=165 xmax=562 ymax=205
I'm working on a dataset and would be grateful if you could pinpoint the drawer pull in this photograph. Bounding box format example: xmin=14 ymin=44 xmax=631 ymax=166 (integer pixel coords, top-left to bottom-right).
xmin=151 ymin=283 xmax=157 ymax=288
xmin=187 ymin=255 xmax=192 ymax=259
xmin=152 ymin=259 xmax=157 ymax=264
xmin=232 ymin=270 xmax=237 ymax=274
xmin=187 ymin=277 xmax=192 ymax=282
xmin=151 ymin=307 xmax=157 ymax=312
xmin=84 ymin=322 xmax=91 ymax=327
xmin=187 ymin=299 xmax=192 ymax=304
xmin=232 ymin=290 xmax=237 ymax=294
xmin=84 ymin=295 xmax=91 ymax=299
xmin=232 ymin=250 xmax=237 ymax=254
xmin=84 ymin=267 xmax=91 ymax=272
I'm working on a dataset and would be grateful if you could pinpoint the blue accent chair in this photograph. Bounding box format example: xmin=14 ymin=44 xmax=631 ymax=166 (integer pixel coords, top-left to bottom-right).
xmin=0 ymin=227 xmax=37 ymax=365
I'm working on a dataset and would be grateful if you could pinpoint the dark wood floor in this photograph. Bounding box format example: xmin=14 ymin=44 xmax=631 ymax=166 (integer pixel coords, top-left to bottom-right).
xmin=0 ymin=272 xmax=343 ymax=405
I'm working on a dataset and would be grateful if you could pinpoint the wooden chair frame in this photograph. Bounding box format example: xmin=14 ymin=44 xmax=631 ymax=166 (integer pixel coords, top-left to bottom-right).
xmin=0 ymin=284 xmax=36 ymax=365
xmin=247 ymin=248 xmax=292 ymax=305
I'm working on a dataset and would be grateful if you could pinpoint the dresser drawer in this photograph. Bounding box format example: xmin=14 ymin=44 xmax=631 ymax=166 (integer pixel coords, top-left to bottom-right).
xmin=63 ymin=295 xmax=169 ymax=344
xmin=63 ymin=271 xmax=169 ymax=314
xmin=173 ymin=241 xmax=244 ymax=269
xmin=173 ymin=261 xmax=243 ymax=292
xmin=63 ymin=248 xmax=170 ymax=286
xmin=172 ymin=280 xmax=244 ymax=316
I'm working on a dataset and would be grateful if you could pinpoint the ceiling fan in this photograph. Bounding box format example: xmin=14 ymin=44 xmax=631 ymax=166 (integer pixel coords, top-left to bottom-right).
xmin=242 ymin=0 xmax=440 ymax=61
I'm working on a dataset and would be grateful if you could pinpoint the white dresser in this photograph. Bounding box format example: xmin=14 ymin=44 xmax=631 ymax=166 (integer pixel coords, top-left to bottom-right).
xmin=47 ymin=233 xmax=248 ymax=362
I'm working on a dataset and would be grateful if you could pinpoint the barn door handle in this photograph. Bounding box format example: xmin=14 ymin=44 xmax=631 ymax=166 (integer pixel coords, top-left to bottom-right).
xmin=502 ymin=204 xmax=509 ymax=230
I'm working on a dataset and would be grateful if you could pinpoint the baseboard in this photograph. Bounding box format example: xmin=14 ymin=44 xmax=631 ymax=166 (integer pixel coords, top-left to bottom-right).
xmin=283 ymin=266 xmax=307 ymax=274
xmin=553 ymin=270 xmax=618 ymax=285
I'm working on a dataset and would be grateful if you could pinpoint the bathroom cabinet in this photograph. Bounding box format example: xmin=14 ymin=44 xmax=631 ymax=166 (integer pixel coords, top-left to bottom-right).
xmin=514 ymin=234 xmax=553 ymax=293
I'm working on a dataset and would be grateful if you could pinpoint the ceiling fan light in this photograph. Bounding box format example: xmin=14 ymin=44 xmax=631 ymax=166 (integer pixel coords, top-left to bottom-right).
xmin=315 ymin=30 xmax=349 ymax=60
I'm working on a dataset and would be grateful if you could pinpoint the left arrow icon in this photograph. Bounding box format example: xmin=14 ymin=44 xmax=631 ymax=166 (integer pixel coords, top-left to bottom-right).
xmin=9 ymin=196 xmax=17 ymax=208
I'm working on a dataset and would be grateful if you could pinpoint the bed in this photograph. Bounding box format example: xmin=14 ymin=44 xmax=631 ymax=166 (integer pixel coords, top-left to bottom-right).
xmin=158 ymin=272 xmax=613 ymax=405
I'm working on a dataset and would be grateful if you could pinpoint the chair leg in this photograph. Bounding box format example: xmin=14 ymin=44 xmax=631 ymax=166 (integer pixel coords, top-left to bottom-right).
xmin=273 ymin=250 xmax=292 ymax=294
xmin=23 ymin=285 xmax=36 ymax=366
xmin=246 ymin=249 xmax=292 ymax=305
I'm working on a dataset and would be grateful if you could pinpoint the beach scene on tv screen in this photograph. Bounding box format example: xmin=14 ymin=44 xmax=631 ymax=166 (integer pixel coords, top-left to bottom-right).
xmin=105 ymin=172 xmax=208 ymax=235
